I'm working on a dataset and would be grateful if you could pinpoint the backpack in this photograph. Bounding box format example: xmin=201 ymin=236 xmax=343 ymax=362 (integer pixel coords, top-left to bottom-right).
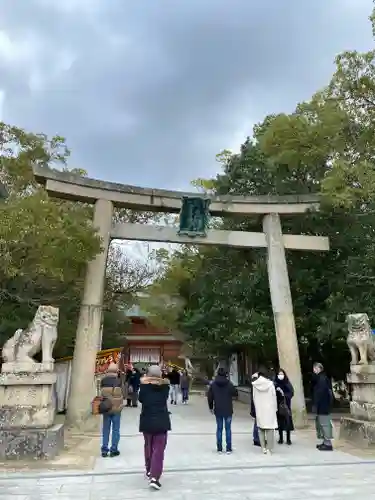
xmin=91 ymin=388 xmax=114 ymax=415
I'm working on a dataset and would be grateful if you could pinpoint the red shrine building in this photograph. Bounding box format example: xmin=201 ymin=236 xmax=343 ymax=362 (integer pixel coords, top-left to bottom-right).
xmin=121 ymin=304 xmax=183 ymax=367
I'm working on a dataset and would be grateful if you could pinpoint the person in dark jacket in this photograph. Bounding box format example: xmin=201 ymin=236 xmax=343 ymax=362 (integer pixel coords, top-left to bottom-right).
xmin=139 ymin=364 xmax=171 ymax=490
xmin=127 ymin=368 xmax=141 ymax=407
xmin=180 ymin=370 xmax=191 ymax=404
xmin=207 ymin=367 xmax=238 ymax=453
xmin=125 ymin=369 xmax=133 ymax=407
xmin=100 ymin=363 xmax=124 ymax=457
xmin=312 ymin=362 xmax=334 ymax=451
xmin=167 ymin=368 xmax=180 ymax=405
xmin=274 ymin=368 xmax=294 ymax=445
xmin=250 ymin=374 xmax=261 ymax=446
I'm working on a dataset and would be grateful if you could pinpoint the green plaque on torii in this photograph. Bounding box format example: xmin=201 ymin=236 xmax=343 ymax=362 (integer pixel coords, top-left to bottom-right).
xmin=178 ymin=196 xmax=211 ymax=237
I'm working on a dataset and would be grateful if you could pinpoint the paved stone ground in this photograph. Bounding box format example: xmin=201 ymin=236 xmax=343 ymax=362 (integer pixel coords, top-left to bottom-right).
xmin=1 ymin=395 xmax=375 ymax=499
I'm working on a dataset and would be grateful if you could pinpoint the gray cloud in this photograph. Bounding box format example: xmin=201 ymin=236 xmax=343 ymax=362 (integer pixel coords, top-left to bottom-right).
xmin=0 ymin=0 xmax=373 ymax=189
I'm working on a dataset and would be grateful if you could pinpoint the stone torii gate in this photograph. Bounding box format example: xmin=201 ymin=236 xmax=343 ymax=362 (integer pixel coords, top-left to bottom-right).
xmin=33 ymin=166 xmax=329 ymax=428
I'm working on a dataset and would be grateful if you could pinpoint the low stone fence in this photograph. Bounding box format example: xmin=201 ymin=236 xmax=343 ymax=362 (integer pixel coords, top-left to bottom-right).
xmin=237 ymin=386 xmax=250 ymax=404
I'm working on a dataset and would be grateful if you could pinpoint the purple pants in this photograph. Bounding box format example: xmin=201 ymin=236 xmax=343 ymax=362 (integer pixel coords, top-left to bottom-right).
xmin=143 ymin=433 xmax=168 ymax=480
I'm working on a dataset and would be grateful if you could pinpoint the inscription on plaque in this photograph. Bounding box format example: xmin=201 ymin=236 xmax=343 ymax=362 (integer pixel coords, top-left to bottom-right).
xmin=178 ymin=196 xmax=210 ymax=237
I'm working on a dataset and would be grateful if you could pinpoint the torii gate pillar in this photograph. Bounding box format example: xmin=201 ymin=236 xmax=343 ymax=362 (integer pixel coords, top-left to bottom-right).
xmin=263 ymin=213 xmax=307 ymax=428
xmin=66 ymin=199 xmax=113 ymax=427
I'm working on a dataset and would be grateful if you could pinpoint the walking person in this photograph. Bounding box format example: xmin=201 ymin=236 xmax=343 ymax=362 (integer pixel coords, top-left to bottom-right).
xmin=252 ymin=418 xmax=261 ymax=446
xmin=100 ymin=363 xmax=124 ymax=457
xmin=274 ymin=369 xmax=294 ymax=445
xmin=180 ymin=370 xmax=190 ymax=404
xmin=207 ymin=367 xmax=238 ymax=454
xmin=168 ymin=367 xmax=180 ymax=405
xmin=139 ymin=364 xmax=171 ymax=490
xmin=252 ymin=368 xmax=277 ymax=454
xmin=250 ymin=374 xmax=261 ymax=447
xmin=312 ymin=362 xmax=334 ymax=451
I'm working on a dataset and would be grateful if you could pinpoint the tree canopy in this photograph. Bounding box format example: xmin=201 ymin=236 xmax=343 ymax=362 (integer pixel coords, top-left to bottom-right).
xmin=0 ymin=122 xmax=160 ymax=358
xmin=143 ymin=5 xmax=375 ymax=382
xmin=4 ymin=5 xmax=375 ymax=377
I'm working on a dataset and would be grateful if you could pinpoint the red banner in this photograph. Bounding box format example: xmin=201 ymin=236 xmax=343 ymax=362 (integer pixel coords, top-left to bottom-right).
xmin=95 ymin=350 xmax=121 ymax=374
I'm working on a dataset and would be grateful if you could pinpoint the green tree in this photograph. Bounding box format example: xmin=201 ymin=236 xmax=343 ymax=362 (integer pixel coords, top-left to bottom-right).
xmin=0 ymin=122 xmax=161 ymax=358
xmin=138 ymin=246 xmax=199 ymax=332
xmin=139 ymin=4 xmax=375 ymax=382
xmin=101 ymin=243 xmax=162 ymax=350
xmin=151 ymin=138 xmax=375 ymax=381
xmin=0 ymin=122 xmax=101 ymax=353
xmin=257 ymin=7 xmax=375 ymax=208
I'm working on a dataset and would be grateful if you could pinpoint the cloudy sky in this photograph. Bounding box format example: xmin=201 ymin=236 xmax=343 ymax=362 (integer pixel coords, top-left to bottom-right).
xmin=0 ymin=0 xmax=373 ymax=191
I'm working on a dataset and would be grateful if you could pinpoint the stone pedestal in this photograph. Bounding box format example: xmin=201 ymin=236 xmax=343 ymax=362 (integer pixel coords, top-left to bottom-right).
xmin=1 ymin=361 xmax=54 ymax=374
xmin=0 ymin=372 xmax=64 ymax=459
xmin=0 ymin=424 xmax=64 ymax=460
xmin=0 ymin=372 xmax=56 ymax=429
xmin=340 ymin=417 xmax=375 ymax=447
xmin=340 ymin=364 xmax=375 ymax=447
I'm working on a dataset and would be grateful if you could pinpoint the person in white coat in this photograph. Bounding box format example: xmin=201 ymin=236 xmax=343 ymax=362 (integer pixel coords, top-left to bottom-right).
xmin=252 ymin=369 xmax=277 ymax=454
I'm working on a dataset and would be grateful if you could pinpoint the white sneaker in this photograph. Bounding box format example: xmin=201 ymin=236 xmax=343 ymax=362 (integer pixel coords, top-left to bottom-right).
xmin=262 ymin=448 xmax=267 ymax=454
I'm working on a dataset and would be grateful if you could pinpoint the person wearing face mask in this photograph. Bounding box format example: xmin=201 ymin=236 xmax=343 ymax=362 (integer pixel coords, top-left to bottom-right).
xmin=312 ymin=362 xmax=334 ymax=451
xmin=274 ymin=369 xmax=294 ymax=445
xmin=251 ymin=367 xmax=277 ymax=454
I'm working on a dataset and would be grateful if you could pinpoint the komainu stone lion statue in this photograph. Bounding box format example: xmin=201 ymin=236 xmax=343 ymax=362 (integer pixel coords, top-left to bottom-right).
xmin=347 ymin=313 xmax=375 ymax=365
xmin=2 ymin=305 xmax=59 ymax=370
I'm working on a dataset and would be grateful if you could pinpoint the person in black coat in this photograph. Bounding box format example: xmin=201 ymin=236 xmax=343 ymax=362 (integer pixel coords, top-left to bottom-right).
xmin=250 ymin=373 xmax=260 ymax=446
xmin=167 ymin=368 xmax=180 ymax=405
xmin=126 ymin=368 xmax=141 ymax=407
xmin=274 ymin=368 xmax=294 ymax=445
xmin=312 ymin=362 xmax=334 ymax=451
xmin=125 ymin=369 xmax=133 ymax=407
xmin=207 ymin=367 xmax=238 ymax=453
xmin=139 ymin=364 xmax=171 ymax=490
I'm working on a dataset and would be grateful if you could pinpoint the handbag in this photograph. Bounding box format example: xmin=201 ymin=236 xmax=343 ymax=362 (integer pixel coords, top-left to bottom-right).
xmin=91 ymin=395 xmax=104 ymax=415
xmin=278 ymin=395 xmax=291 ymax=418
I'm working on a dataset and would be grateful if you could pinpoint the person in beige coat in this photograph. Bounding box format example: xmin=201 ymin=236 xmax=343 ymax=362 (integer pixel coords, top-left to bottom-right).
xmin=252 ymin=369 xmax=277 ymax=454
